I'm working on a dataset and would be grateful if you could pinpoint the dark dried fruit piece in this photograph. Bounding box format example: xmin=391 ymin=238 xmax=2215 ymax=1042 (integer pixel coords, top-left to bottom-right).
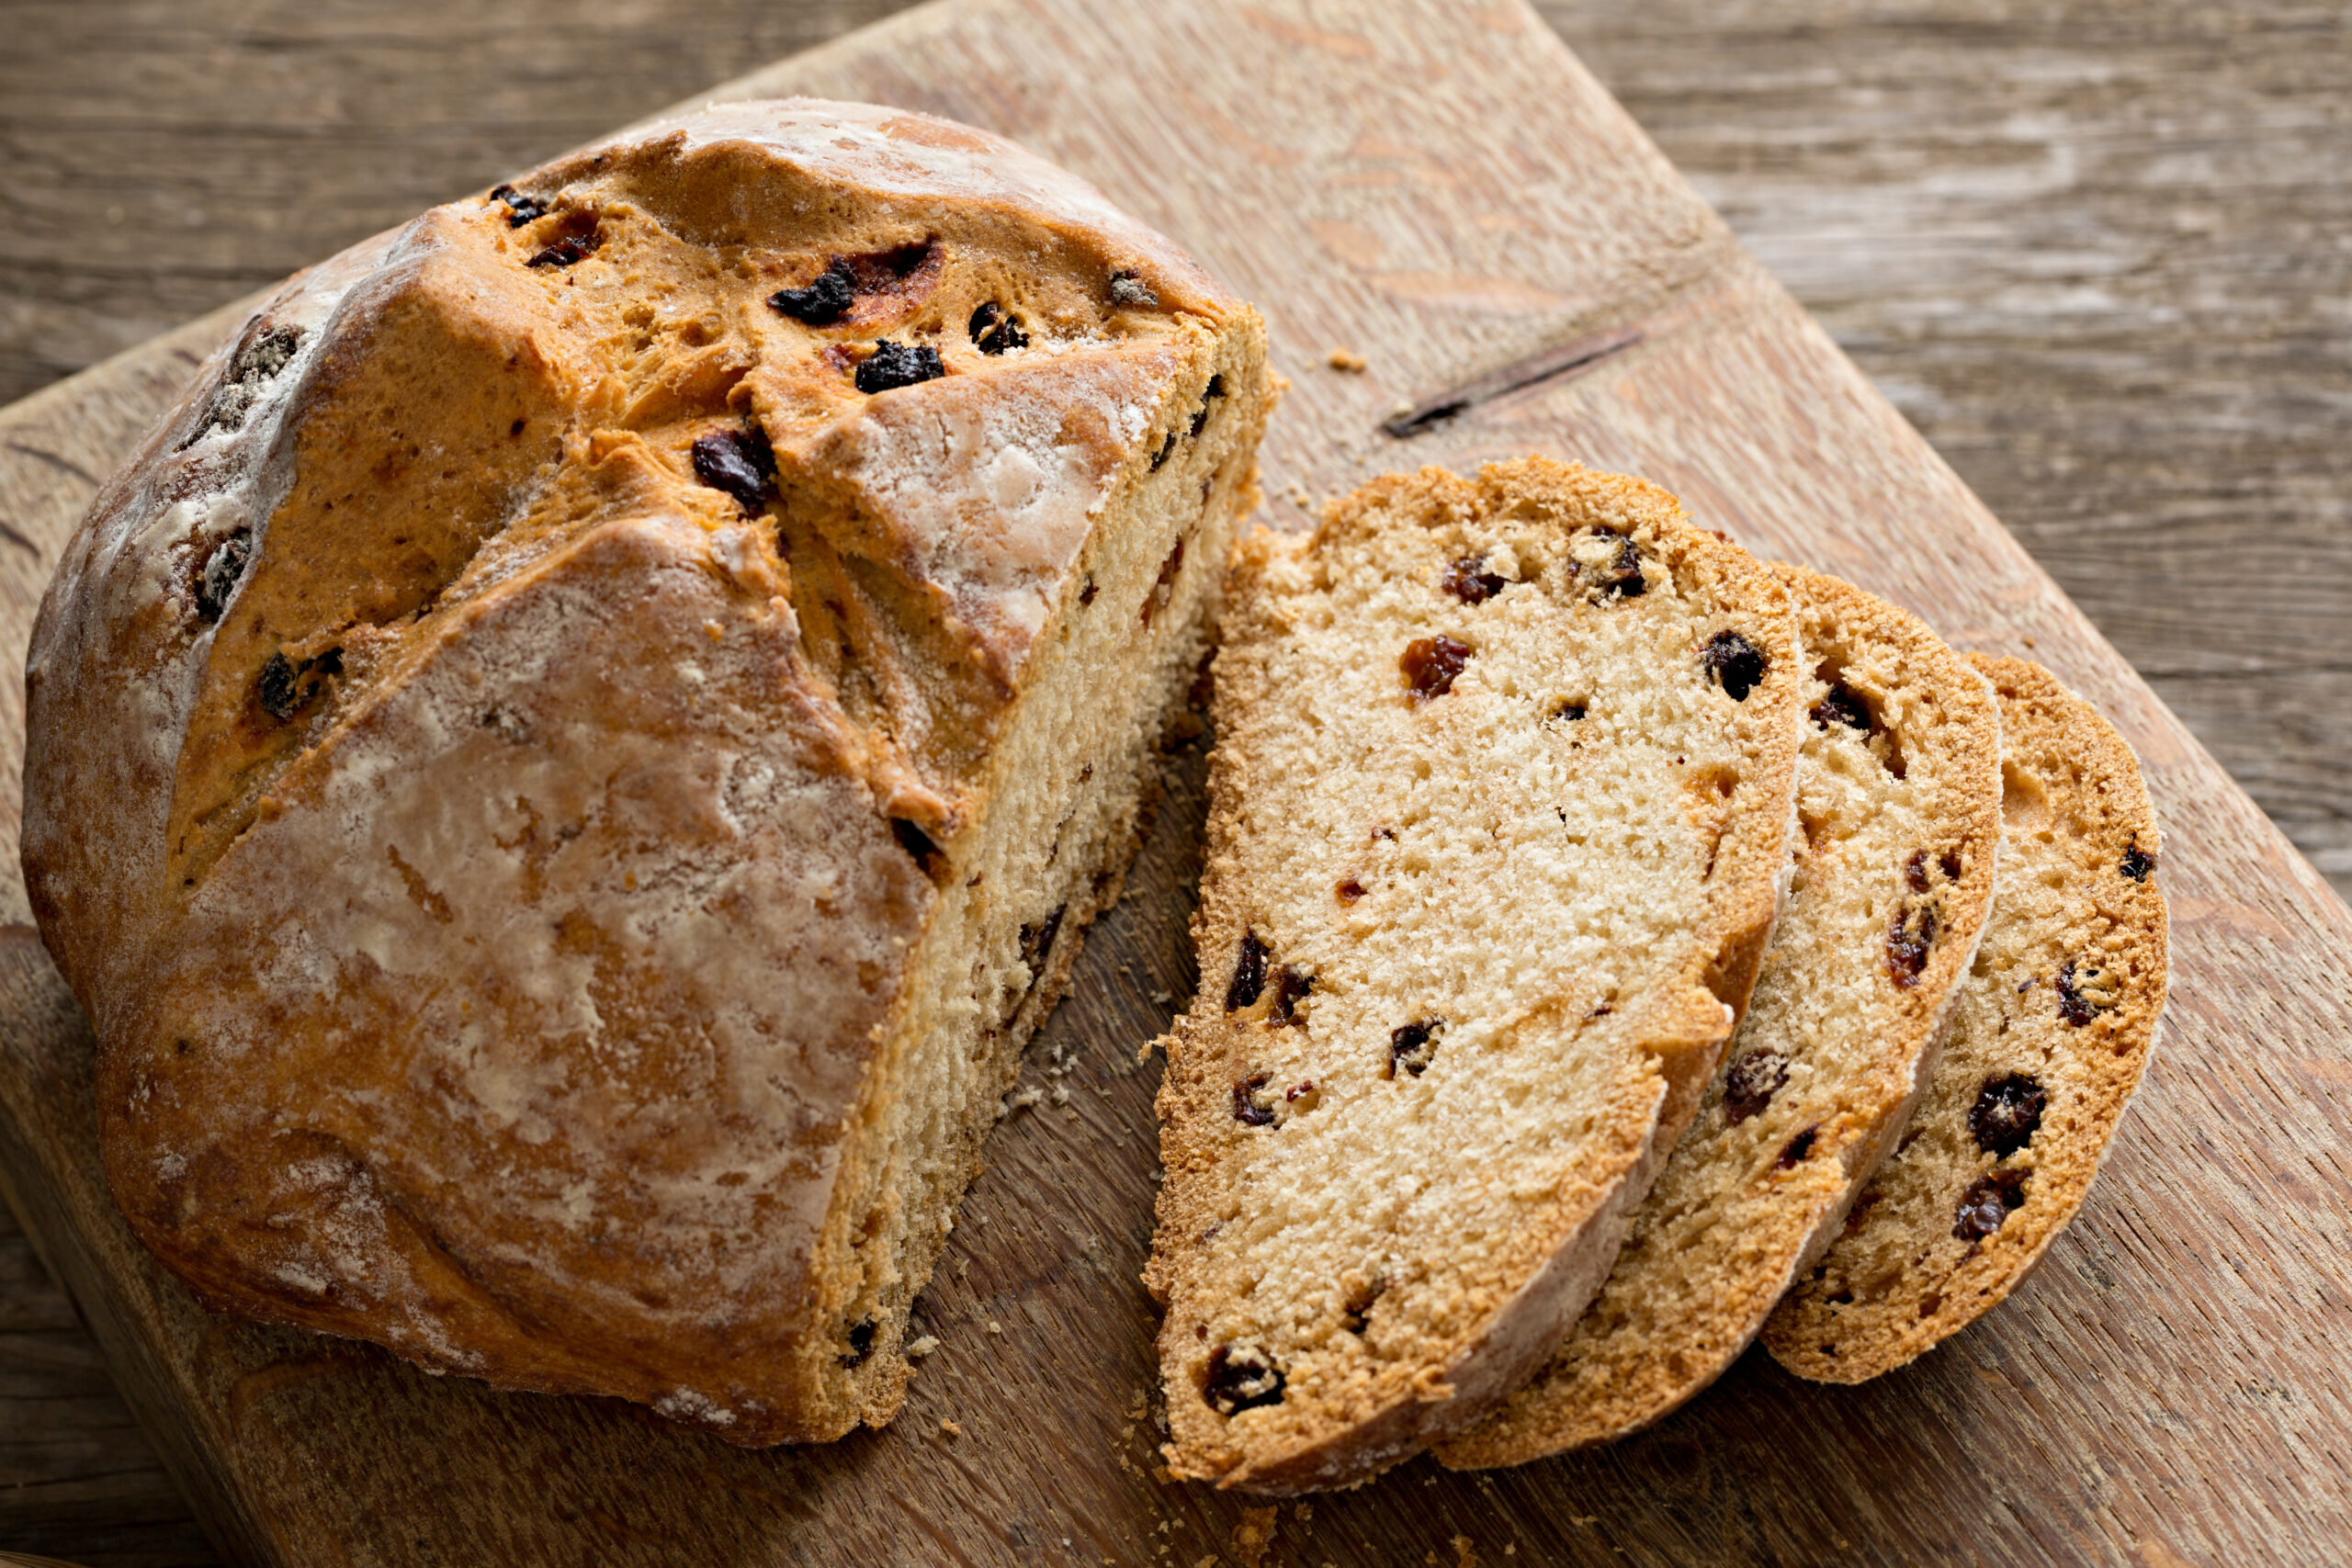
xmin=1777 ymin=1125 xmax=1820 ymax=1168
xmin=254 ymin=646 xmax=339 ymax=722
xmin=1442 ymin=555 xmax=1509 ymax=604
xmin=690 ymin=424 xmax=776 ymax=515
xmin=526 ymin=233 xmax=597 ymax=269
xmin=1969 ymin=1073 xmax=2047 ymax=1157
xmin=1203 ymin=1344 xmax=1283 ymax=1415
xmin=855 ymin=340 xmax=946 ymax=394
xmin=1811 ymin=682 xmax=1872 ymax=733
xmin=1340 ymin=1279 xmax=1383 ymax=1335
xmin=1226 ymin=931 xmax=1269 ymax=1011
xmin=1389 ymin=1020 xmax=1442 ymax=1078
xmin=1952 ymin=1169 xmax=2029 ymax=1241
xmin=1270 ymin=966 xmax=1312 ymax=1027
xmin=1019 ymin=905 xmax=1067 ymax=977
xmin=1188 ymin=373 xmax=1227 ymax=438
xmin=1700 ymin=630 xmax=1768 ymax=701
xmin=1149 ymin=431 xmax=1179 ymax=471
xmin=1109 ymin=269 xmax=1159 ymax=308
xmin=256 ymin=652 xmax=301 ymax=721
xmin=1721 ymin=1050 xmax=1789 ymax=1125
xmin=838 ymin=1317 xmax=877 ymax=1369
xmin=1401 ymin=636 xmax=1473 ymax=702
xmin=1886 ymin=899 xmax=1938 ymax=987
xmin=771 ymin=260 xmax=857 ymax=324
xmin=968 ymin=300 xmax=1028 ymax=354
xmin=1233 ymin=1071 xmax=1277 ymax=1127
xmin=2054 ymin=959 xmax=2114 ymax=1026
xmin=1569 ymin=527 xmax=1646 ymax=600
xmin=487 ymin=184 xmax=548 ymax=227
xmin=2120 ymin=840 xmax=2156 ymax=883
xmin=1336 ymin=878 xmax=1366 ymax=903
xmin=1905 ymin=850 xmax=1933 ymax=893
xmin=1549 ymin=699 xmax=1586 ymax=723
xmin=195 ymin=528 xmax=252 ymax=624
xmin=184 ymin=324 xmax=305 ymax=446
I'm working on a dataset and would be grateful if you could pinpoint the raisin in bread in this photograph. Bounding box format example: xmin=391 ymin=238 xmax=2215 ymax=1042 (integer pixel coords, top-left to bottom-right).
xmin=1439 ymin=566 xmax=2002 ymax=1465
xmin=1763 ymin=655 xmax=2167 ymax=1381
xmin=22 ymin=99 xmax=1274 ymax=1445
xmin=1147 ymin=458 xmax=1803 ymax=1492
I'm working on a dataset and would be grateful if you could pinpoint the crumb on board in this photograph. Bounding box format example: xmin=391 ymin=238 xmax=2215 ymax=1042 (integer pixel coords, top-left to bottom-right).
xmin=1004 ymin=1086 xmax=1044 ymax=1114
xmin=1234 ymin=1505 xmax=1278 ymax=1566
xmin=987 ymin=1320 xmax=1003 ymax=1336
xmin=939 ymin=1417 xmax=962 ymax=1438
xmin=906 ymin=1334 xmax=940 ymax=1359
xmin=1328 ymin=347 xmax=1368 ymax=372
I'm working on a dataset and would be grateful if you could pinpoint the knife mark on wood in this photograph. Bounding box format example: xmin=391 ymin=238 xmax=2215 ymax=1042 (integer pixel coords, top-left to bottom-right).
xmin=1380 ymin=327 xmax=1644 ymax=437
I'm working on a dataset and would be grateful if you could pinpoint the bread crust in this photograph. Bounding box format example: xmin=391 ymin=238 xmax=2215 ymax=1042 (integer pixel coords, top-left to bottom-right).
xmin=25 ymin=99 xmax=1271 ymax=1443
xmin=1761 ymin=654 xmax=2168 ymax=1381
xmin=1148 ymin=459 xmax=1801 ymax=1492
xmin=1440 ymin=566 xmax=2004 ymax=1466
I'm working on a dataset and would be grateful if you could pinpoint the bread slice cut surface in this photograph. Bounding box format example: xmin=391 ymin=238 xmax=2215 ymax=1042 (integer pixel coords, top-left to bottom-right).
xmin=1762 ymin=654 xmax=2168 ymax=1382
xmin=1439 ymin=565 xmax=2002 ymax=1466
xmin=1148 ymin=457 xmax=1802 ymax=1492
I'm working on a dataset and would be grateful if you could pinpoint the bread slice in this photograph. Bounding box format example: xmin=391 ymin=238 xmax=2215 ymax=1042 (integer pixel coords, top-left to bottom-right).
xmin=1438 ymin=566 xmax=2002 ymax=1465
xmin=1762 ymin=655 xmax=2167 ymax=1381
xmin=1146 ymin=458 xmax=1803 ymax=1492
xmin=24 ymin=100 xmax=1274 ymax=1445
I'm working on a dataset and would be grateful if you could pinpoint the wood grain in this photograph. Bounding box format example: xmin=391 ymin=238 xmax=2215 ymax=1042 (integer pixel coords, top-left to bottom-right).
xmin=1 ymin=0 xmax=2349 ymax=1563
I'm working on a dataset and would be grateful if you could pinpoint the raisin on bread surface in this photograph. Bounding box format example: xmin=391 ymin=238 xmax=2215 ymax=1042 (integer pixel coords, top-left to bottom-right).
xmin=1147 ymin=458 xmax=1803 ymax=1492
xmin=23 ymin=99 xmax=1273 ymax=1445
xmin=1440 ymin=566 xmax=2002 ymax=1465
xmin=1762 ymin=654 xmax=2167 ymax=1382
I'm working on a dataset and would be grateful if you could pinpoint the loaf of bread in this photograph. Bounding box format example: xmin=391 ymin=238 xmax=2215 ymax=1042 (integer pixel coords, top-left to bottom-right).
xmin=1147 ymin=458 xmax=1802 ymax=1492
xmin=1439 ymin=565 xmax=2002 ymax=1465
xmin=22 ymin=99 xmax=1272 ymax=1443
xmin=1763 ymin=655 xmax=2166 ymax=1380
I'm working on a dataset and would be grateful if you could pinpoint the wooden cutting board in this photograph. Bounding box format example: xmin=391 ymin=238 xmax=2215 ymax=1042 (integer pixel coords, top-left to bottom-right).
xmin=1 ymin=0 xmax=2346 ymax=1562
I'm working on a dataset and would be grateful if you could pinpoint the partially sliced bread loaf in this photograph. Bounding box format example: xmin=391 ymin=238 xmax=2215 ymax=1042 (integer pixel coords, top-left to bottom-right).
xmin=1438 ymin=566 xmax=2002 ymax=1466
xmin=1147 ymin=458 xmax=1804 ymax=1493
xmin=1763 ymin=654 xmax=2167 ymax=1382
xmin=25 ymin=100 xmax=1274 ymax=1445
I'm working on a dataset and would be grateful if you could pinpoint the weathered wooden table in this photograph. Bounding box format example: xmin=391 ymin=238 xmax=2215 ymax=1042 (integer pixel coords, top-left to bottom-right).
xmin=1 ymin=0 xmax=2346 ymax=1563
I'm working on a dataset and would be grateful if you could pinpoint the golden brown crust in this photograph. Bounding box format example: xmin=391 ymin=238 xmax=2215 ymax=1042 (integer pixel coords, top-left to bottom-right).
xmin=1149 ymin=458 xmax=1802 ymax=1492
xmin=1762 ymin=654 xmax=2168 ymax=1381
xmin=1440 ymin=566 xmax=2004 ymax=1467
xmin=26 ymin=99 xmax=1271 ymax=1443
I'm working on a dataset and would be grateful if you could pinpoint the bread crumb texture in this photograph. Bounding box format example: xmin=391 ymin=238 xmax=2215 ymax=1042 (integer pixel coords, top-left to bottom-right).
xmin=1149 ymin=458 xmax=1802 ymax=1492
xmin=1441 ymin=565 xmax=2003 ymax=1466
xmin=1762 ymin=654 xmax=2166 ymax=1380
xmin=23 ymin=99 xmax=1273 ymax=1445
